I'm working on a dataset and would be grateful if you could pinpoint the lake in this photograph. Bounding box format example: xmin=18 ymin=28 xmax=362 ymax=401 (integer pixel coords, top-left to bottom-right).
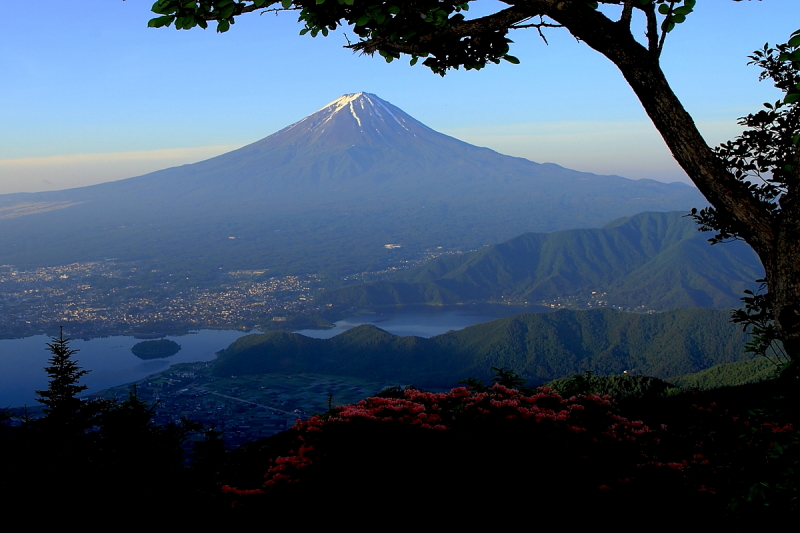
xmin=0 ymin=329 xmax=254 ymax=408
xmin=295 ymin=303 xmax=547 ymax=338
xmin=1 ymin=303 xmax=547 ymax=407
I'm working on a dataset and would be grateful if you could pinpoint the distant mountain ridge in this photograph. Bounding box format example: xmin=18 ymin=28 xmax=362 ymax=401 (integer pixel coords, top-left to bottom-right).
xmin=213 ymin=307 xmax=750 ymax=388
xmin=318 ymin=211 xmax=764 ymax=310
xmin=0 ymin=93 xmax=706 ymax=276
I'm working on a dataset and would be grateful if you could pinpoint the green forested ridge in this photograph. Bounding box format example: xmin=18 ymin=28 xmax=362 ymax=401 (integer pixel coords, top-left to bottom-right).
xmin=213 ymin=308 xmax=750 ymax=388
xmin=318 ymin=211 xmax=763 ymax=309
xmin=672 ymin=358 xmax=779 ymax=390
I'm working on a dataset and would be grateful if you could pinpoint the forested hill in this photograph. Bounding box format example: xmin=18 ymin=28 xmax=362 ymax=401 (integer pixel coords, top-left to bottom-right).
xmin=213 ymin=307 xmax=750 ymax=388
xmin=317 ymin=211 xmax=763 ymax=310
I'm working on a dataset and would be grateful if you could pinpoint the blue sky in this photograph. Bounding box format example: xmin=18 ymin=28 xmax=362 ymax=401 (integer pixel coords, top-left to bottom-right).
xmin=0 ymin=1 xmax=797 ymax=193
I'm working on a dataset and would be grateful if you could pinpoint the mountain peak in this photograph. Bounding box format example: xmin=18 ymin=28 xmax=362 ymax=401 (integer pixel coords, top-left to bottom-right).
xmin=314 ymin=92 xmax=405 ymax=129
xmin=272 ymin=92 xmax=429 ymax=149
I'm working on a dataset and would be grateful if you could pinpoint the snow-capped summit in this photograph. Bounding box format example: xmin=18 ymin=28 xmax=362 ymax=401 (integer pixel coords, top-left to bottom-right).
xmin=265 ymin=92 xmax=435 ymax=150
xmin=311 ymin=92 xmax=413 ymax=130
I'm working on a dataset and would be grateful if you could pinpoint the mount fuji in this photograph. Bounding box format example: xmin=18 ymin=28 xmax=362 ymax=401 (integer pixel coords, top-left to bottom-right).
xmin=0 ymin=93 xmax=706 ymax=276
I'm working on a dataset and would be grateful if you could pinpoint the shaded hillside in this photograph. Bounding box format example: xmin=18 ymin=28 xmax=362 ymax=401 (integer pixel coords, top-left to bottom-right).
xmin=0 ymin=94 xmax=705 ymax=277
xmin=213 ymin=308 xmax=750 ymax=387
xmin=671 ymin=358 xmax=778 ymax=389
xmin=318 ymin=211 xmax=763 ymax=309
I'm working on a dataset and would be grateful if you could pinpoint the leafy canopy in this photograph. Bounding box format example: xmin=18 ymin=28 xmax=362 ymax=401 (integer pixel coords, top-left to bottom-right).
xmin=147 ymin=0 xmax=700 ymax=74
xmin=692 ymin=31 xmax=800 ymax=244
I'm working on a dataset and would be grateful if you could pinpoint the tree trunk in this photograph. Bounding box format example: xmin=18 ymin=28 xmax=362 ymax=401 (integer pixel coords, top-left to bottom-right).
xmin=765 ymin=222 xmax=800 ymax=367
xmin=545 ymin=4 xmax=800 ymax=367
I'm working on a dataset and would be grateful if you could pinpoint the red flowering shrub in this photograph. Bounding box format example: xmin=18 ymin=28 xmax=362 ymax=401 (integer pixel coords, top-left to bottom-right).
xmin=222 ymin=385 xmax=661 ymax=499
xmin=221 ymin=383 xmax=797 ymax=524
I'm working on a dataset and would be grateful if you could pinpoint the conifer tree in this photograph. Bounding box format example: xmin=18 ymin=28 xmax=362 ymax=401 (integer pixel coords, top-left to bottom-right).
xmin=35 ymin=326 xmax=90 ymax=426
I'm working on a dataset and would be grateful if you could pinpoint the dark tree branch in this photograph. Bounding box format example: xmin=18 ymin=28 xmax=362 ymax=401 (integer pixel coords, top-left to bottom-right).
xmin=641 ymin=1 xmax=659 ymax=55
xmin=349 ymin=7 xmax=536 ymax=56
xmin=657 ymin=1 xmax=676 ymax=55
xmin=620 ymin=0 xmax=634 ymax=29
xmin=510 ymin=17 xmax=562 ymax=46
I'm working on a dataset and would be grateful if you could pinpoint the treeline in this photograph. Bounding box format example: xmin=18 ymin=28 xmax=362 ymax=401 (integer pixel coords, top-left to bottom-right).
xmin=213 ymin=307 xmax=752 ymax=388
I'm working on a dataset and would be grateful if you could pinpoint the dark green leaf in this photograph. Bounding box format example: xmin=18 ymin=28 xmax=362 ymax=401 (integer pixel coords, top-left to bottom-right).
xmin=176 ymin=15 xmax=195 ymax=29
xmin=151 ymin=0 xmax=176 ymax=15
xmin=147 ymin=15 xmax=175 ymax=28
xmin=785 ymin=93 xmax=800 ymax=104
xmin=671 ymin=14 xmax=686 ymax=24
xmin=502 ymin=55 xmax=520 ymax=65
xmin=217 ymin=19 xmax=231 ymax=32
xmin=658 ymin=4 xmax=670 ymax=14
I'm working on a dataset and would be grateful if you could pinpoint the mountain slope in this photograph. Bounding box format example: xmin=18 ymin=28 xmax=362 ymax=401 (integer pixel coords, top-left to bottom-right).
xmin=213 ymin=308 xmax=750 ymax=387
xmin=318 ymin=211 xmax=763 ymax=309
xmin=0 ymin=93 xmax=706 ymax=276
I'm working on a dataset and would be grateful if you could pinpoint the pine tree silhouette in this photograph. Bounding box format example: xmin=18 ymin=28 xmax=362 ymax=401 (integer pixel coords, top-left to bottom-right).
xmin=35 ymin=326 xmax=90 ymax=426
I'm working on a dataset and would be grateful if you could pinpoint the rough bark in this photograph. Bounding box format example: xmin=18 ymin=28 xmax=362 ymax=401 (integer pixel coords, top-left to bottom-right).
xmin=767 ymin=229 xmax=800 ymax=367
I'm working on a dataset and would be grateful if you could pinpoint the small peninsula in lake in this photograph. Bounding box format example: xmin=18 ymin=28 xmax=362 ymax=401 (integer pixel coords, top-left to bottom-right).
xmin=131 ymin=339 xmax=181 ymax=359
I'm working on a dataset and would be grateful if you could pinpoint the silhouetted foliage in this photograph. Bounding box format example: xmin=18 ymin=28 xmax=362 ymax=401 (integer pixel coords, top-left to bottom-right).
xmin=34 ymin=327 xmax=94 ymax=431
xmin=690 ymin=34 xmax=800 ymax=375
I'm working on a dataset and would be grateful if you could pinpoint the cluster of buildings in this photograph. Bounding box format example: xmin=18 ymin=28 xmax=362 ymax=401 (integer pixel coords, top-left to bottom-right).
xmin=0 ymin=261 xmax=326 ymax=338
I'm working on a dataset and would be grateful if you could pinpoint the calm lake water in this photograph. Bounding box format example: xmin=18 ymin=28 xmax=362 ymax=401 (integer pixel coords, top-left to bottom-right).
xmin=0 ymin=329 xmax=255 ymax=408
xmin=295 ymin=303 xmax=546 ymax=338
xmin=1 ymin=304 xmax=547 ymax=408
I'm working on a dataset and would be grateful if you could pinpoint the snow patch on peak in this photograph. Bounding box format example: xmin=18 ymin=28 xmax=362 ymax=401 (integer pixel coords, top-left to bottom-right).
xmin=303 ymin=92 xmax=419 ymax=134
xmin=315 ymin=92 xmax=368 ymax=127
xmin=348 ymin=101 xmax=362 ymax=127
xmin=316 ymin=92 xmax=365 ymax=115
xmin=367 ymin=95 xmax=408 ymax=130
